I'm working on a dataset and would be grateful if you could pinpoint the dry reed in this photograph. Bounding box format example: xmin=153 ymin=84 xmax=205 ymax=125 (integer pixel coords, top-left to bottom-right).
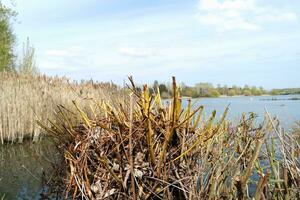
xmin=41 ymin=77 xmax=300 ymax=199
xmin=0 ymin=71 xmax=120 ymax=143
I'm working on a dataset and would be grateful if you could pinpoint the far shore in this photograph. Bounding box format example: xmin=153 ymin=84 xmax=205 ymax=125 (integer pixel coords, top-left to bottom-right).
xmin=177 ymin=93 xmax=299 ymax=100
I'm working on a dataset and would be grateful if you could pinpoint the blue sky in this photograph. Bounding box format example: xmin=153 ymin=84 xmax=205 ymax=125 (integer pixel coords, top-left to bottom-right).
xmin=6 ymin=0 xmax=300 ymax=88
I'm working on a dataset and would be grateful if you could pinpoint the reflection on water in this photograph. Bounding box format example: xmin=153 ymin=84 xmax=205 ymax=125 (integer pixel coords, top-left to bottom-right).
xmin=0 ymin=139 xmax=59 ymax=199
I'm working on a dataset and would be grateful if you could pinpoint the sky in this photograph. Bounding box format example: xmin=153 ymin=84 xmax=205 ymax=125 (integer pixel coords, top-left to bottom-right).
xmin=4 ymin=0 xmax=300 ymax=88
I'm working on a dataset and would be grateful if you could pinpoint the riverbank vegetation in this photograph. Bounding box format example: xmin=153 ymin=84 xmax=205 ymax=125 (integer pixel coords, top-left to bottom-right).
xmin=150 ymin=80 xmax=267 ymax=98
xmin=0 ymin=71 xmax=121 ymax=143
xmin=150 ymin=81 xmax=300 ymax=99
xmin=41 ymin=77 xmax=300 ymax=199
xmin=270 ymin=88 xmax=300 ymax=95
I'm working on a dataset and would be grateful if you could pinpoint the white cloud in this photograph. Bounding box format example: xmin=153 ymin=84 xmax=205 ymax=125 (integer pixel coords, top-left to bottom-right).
xmin=198 ymin=13 xmax=260 ymax=31
xmin=45 ymin=46 xmax=85 ymax=57
xmin=45 ymin=50 xmax=73 ymax=57
xmin=39 ymin=61 xmax=61 ymax=70
xmin=200 ymin=0 xmax=256 ymax=11
xmin=42 ymin=46 xmax=88 ymax=72
xmin=255 ymin=11 xmax=297 ymax=23
xmin=118 ymin=47 xmax=159 ymax=58
xmin=197 ymin=0 xmax=297 ymax=31
xmin=39 ymin=60 xmax=78 ymax=72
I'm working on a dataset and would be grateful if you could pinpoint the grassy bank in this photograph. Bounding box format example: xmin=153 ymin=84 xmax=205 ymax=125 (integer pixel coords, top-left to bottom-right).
xmin=42 ymin=77 xmax=300 ymax=199
xmin=0 ymin=71 xmax=121 ymax=143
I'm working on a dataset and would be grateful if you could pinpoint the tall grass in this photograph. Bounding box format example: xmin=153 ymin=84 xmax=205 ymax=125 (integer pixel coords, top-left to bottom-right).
xmin=41 ymin=77 xmax=300 ymax=199
xmin=0 ymin=71 xmax=120 ymax=143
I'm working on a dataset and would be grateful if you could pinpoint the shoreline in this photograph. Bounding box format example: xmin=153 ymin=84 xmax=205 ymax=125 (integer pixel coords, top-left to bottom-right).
xmin=172 ymin=94 xmax=300 ymax=100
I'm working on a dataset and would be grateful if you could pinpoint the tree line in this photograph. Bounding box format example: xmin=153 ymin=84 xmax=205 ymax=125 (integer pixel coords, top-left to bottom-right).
xmin=147 ymin=81 xmax=300 ymax=98
xmin=148 ymin=80 xmax=268 ymax=98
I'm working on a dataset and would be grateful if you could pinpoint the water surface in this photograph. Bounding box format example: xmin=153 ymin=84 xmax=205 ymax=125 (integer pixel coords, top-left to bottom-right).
xmin=184 ymin=94 xmax=300 ymax=129
xmin=0 ymin=139 xmax=59 ymax=199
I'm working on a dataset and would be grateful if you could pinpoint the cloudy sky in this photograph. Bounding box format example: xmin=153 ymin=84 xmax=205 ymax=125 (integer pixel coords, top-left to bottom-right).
xmin=6 ymin=0 xmax=300 ymax=88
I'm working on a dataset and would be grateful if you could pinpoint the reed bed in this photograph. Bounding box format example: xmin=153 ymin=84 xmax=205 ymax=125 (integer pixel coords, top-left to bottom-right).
xmin=42 ymin=77 xmax=300 ymax=199
xmin=0 ymin=71 xmax=120 ymax=143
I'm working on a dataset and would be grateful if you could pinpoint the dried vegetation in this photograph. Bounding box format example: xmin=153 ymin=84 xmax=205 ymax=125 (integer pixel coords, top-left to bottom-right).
xmin=0 ymin=71 xmax=119 ymax=143
xmin=41 ymin=77 xmax=300 ymax=199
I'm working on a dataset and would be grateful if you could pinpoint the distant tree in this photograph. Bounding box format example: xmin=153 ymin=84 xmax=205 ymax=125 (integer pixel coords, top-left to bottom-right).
xmin=251 ymin=86 xmax=263 ymax=96
xmin=19 ymin=38 xmax=38 ymax=74
xmin=251 ymin=86 xmax=256 ymax=93
xmin=210 ymin=89 xmax=220 ymax=97
xmin=223 ymin=84 xmax=228 ymax=96
xmin=181 ymin=86 xmax=198 ymax=98
xmin=232 ymin=85 xmax=242 ymax=95
xmin=259 ymin=86 xmax=265 ymax=94
xmin=154 ymin=80 xmax=268 ymax=99
xmin=0 ymin=1 xmax=16 ymax=71
xmin=244 ymin=84 xmax=250 ymax=90
xmin=159 ymin=83 xmax=168 ymax=94
xmin=195 ymin=82 xmax=213 ymax=96
xmin=195 ymin=82 xmax=213 ymax=90
xmin=243 ymin=89 xmax=252 ymax=96
xmin=228 ymin=89 xmax=236 ymax=96
xmin=270 ymin=89 xmax=279 ymax=95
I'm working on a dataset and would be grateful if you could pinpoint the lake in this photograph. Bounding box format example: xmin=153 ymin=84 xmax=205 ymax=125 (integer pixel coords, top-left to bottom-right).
xmin=182 ymin=94 xmax=300 ymax=129
xmin=0 ymin=95 xmax=299 ymax=199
